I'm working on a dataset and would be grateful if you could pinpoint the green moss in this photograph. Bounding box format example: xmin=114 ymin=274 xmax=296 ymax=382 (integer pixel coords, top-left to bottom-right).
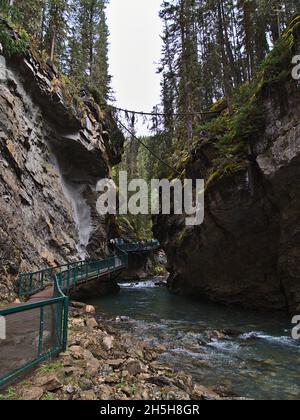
xmin=206 ymin=159 xmax=248 ymax=190
xmin=192 ymin=15 xmax=300 ymax=188
xmin=38 ymin=362 xmax=64 ymax=374
xmin=0 ymin=386 xmax=17 ymax=400
xmin=0 ymin=19 xmax=29 ymax=57
xmin=41 ymin=392 xmax=56 ymax=401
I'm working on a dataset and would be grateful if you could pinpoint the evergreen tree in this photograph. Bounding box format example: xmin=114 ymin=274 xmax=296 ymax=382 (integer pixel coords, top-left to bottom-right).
xmin=158 ymin=0 xmax=300 ymax=159
xmin=45 ymin=0 xmax=68 ymax=63
xmin=91 ymin=3 xmax=111 ymax=102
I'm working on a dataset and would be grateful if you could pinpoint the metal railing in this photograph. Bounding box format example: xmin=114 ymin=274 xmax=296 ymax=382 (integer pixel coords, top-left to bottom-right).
xmin=0 ymin=253 xmax=128 ymax=387
xmin=19 ymin=254 xmax=128 ymax=297
xmin=0 ymin=275 xmax=68 ymax=387
xmin=115 ymin=240 xmax=160 ymax=253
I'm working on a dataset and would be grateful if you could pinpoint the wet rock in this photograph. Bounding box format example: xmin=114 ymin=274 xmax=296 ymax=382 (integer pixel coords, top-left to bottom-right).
xmin=192 ymin=384 xmax=221 ymax=400
xmin=207 ymin=330 xmax=226 ymax=341
xmin=163 ymin=389 xmax=191 ymax=400
xmin=115 ymin=316 xmax=130 ymax=322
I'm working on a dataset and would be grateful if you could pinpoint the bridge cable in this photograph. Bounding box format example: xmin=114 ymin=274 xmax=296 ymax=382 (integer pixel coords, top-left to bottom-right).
xmin=115 ymin=117 xmax=182 ymax=176
xmin=106 ymin=104 xmax=219 ymax=118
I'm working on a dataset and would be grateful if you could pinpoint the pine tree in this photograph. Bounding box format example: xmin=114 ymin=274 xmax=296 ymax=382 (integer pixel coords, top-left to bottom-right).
xmin=91 ymin=3 xmax=111 ymax=102
xmin=45 ymin=0 xmax=68 ymax=63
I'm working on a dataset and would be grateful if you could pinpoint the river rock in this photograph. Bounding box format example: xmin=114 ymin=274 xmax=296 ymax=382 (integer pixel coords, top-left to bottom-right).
xmin=69 ymin=345 xmax=85 ymax=360
xmin=86 ymin=317 xmax=98 ymax=330
xmin=79 ymin=390 xmax=97 ymax=400
xmin=163 ymin=389 xmax=191 ymax=400
xmin=1 ymin=314 xmax=225 ymax=401
xmin=70 ymin=301 xmax=86 ymax=309
xmin=35 ymin=373 xmax=63 ymax=391
xmin=102 ymin=335 xmax=114 ymax=351
xmin=106 ymin=359 xmax=125 ymax=369
xmin=84 ymin=305 xmax=96 ymax=314
xmin=125 ymin=358 xmax=144 ymax=376
xmin=192 ymin=384 xmax=221 ymax=400
xmin=207 ymin=330 xmax=226 ymax=341
xmin=22 ymin=387 xmax=44 ymax=400
xmin=98 ymin=385 xmax=114 ymax=400
xmin=78 ymin=378 xmax=93 ymax=391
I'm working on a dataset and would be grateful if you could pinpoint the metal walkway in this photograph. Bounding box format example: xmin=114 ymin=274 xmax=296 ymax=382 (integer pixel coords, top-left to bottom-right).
xmin=0 ymin=241 xmax=159 ymax=387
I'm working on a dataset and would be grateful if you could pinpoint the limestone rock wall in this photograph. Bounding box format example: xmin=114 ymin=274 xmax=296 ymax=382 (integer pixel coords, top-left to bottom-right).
xmin=0 ymin=27 xmax=124 ymax=302
xmin=153 ymin=68 xmax=300 ymax=314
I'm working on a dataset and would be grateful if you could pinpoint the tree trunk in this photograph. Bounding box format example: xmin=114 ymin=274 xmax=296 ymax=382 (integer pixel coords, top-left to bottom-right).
xmin=217 ymin=0 xmax=233 ymax=114
xmin=89 ymin=4 xmax=95 ymax=79
xmin=50 ymin=27 xmax=56 ymax=62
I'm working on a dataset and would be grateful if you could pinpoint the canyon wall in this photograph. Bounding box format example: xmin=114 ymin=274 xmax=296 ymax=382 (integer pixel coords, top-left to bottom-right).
xmin=154 ymin=34 xmax=300 ymax=314
xmin=0 ymin=21 xmax=124 ymax=302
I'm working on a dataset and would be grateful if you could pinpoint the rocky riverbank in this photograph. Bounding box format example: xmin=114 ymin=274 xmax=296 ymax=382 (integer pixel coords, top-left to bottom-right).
xmin=0 ymin=303 xmax=230 ymax=401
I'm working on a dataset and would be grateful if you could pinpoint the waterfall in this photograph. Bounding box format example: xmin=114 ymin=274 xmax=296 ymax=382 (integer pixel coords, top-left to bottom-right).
xmin=61 ymin=177 xmax=93 ymax=260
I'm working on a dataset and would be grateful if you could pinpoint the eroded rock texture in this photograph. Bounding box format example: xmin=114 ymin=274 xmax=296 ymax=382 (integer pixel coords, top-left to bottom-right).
xmin=0 ymin=41 xmax=123 ymax=301
xmin=154 ymin=78 xmax=300 ymax=314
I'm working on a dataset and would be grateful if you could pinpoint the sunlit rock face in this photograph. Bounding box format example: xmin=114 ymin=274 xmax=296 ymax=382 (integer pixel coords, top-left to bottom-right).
xmin=0 ymin=42 xmax=124 ymax=301
xmin=153 ymin=73 xmax=300 ymax=315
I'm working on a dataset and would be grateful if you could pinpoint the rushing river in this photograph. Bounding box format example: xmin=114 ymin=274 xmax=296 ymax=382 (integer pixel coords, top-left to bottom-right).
xmin=87 ymin=280 xmax=300 ymax=400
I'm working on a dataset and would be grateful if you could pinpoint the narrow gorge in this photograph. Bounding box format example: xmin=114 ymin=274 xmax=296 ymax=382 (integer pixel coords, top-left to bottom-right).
xmin=0 ymin=1 xmax=300 ymax=402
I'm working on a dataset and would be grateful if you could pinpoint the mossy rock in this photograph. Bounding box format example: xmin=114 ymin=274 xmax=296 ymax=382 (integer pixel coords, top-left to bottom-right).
xmin=0 ymin=17 xmax=29 ymax=57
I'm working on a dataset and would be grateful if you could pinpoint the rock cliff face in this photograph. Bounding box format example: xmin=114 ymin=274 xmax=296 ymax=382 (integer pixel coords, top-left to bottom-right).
xmin=0 ymin=24 xmax=124 ymax=302
xmin=154 ymin=58 xmax=300 ymax=314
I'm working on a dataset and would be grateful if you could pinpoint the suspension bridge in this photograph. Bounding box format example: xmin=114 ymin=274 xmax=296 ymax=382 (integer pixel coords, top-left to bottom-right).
xmin=0 ymin=240 xmax=160 ymax=387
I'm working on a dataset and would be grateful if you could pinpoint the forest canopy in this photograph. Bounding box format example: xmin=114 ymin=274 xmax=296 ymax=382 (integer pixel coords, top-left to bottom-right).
xmin=0 ymin=0 xmax=111 ymax=103
xmin=1 ymin=0 xmax=299 ymax=181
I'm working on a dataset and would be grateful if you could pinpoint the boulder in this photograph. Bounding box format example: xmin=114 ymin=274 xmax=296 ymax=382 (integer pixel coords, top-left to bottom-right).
xmin=79 ymin=390 xmax=97 ymax=400
xmin=125 ymin=359 xmax=144 ymax=376
xmin=35 ymin=373 xmax=63 ymax=391
xmin=22 ymin=387 xmax=44 ymax=400
xmin=86 ymin=318 xmax=98 ymax=330
xmin=102 ymin=335 xmax=114 ymax=351
xmin=84 ymin=305 xmax=96 ymax=314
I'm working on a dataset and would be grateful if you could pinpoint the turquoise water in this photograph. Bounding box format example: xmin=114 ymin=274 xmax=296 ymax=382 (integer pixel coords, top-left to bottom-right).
xmin=87 ymin=281 xmax=300 ymax=400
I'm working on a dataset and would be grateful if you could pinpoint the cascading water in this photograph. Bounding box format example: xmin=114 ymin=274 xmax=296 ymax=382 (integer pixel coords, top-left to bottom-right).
xmin=61 ymin=177 xmax=93 ymax=260
xmin=87 ymin=281 xmax=300 ymax=400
